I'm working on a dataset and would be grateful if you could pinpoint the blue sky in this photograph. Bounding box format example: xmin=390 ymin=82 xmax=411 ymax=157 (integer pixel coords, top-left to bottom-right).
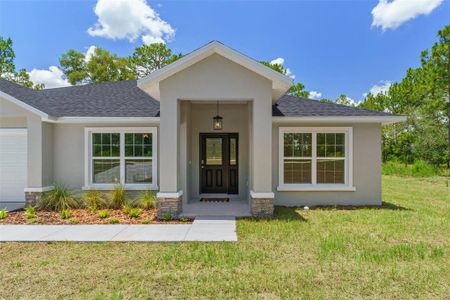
xmin=0 ymin=0 xmax=449 ymax=102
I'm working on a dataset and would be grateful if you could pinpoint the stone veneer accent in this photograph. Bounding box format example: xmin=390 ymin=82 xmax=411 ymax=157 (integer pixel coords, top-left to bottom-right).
xmin=250 ymin=198 xmax=274 ymax=218
xmin=156 ymin=196 xmax=182 ymax=219
xmin=25 ymin=192 xmax=45 ymax=206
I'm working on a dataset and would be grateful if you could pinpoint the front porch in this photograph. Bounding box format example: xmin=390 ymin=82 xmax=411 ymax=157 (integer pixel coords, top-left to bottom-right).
xmin=156 ymin=100 xmax=275 ymax=218
xmin=182 ymin=197 xmax=251 ymax=217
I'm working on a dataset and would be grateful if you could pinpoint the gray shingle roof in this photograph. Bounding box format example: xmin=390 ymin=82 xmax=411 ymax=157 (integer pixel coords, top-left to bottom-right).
xmin=273 ymin=94 xmax=393 ymax=117
xmin=0 ymin=78 xmax=160 ymax=117
xmin=1 ymin=78 xmax=393 ymax=118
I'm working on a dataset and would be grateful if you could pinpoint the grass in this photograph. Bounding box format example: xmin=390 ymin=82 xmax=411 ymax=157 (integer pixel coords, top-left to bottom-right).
xmin=0 ymin=176 xmax=449 ymax=299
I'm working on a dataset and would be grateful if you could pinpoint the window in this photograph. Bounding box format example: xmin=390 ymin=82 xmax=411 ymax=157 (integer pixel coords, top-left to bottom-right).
xmin=85 ymin=128 xmax=157 ymax=189
xmin=279 ymin=127 xmax=353 ymax=191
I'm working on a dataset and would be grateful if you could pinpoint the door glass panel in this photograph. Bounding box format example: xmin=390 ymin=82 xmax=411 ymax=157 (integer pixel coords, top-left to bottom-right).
xmin=230 ymin=138 xmax=237 ymax=165
xmin=206 ymin=138 xmax=222 ymax=165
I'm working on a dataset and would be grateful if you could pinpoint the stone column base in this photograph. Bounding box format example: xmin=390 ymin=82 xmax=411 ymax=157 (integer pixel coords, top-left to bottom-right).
xmin=25 ymin=192 xmax=44 ymax=206
xmin=250 ymin=191 xmax=274 ymax=218
xmin=156 ymin=192 xmax=183 ymax=219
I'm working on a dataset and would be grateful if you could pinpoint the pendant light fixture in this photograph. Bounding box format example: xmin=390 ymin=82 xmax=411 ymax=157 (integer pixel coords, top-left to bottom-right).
xmin=212 ymin=101 xmax=223 ymax=130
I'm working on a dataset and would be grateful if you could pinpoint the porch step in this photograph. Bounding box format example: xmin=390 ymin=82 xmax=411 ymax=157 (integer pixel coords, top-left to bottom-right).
xmin=181 ymin=201 xmax=251 ymax=217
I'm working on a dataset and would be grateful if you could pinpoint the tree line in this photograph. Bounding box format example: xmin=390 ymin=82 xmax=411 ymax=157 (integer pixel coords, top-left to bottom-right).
xmin=0 ymin=24 xmax=449 ymax=167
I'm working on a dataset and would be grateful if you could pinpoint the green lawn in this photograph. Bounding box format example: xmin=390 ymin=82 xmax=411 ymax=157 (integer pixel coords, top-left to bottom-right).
xmin=1 ymin=176 xmax=449 ymax=299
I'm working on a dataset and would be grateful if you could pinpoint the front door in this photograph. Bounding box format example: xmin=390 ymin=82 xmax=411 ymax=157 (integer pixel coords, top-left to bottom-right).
xmin=200 ymin=133 xmax=238 ymax=194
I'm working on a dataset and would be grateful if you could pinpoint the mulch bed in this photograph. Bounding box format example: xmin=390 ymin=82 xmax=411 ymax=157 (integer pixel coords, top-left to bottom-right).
xmin=0 ymin=209 xmax=192 ymax=225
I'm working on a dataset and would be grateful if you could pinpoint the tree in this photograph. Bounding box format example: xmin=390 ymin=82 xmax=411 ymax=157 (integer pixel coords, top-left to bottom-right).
xmin=0 ymin=36 xmax=43 ymax=89
xmin=425 ymin=25 xmax=450 ymax=153
xmin=130 ymin=43 xmax=182 ymax=78
xmin=0 ymin=37 xmax=15 ymax=75
xmin=261 ymin=60 xmax=309 ymax=98
xmin=59 ymin=47 xmax=135 ymax=85
xmin=59 ymin=49 xmax=87 ymax=85
xmin=358 ymin=24 xmax=450 ymax=166
xmin=335 ymin=94 xmax=355 ymax=106
xmin=287 ymin=83 xmax=309 ymax=98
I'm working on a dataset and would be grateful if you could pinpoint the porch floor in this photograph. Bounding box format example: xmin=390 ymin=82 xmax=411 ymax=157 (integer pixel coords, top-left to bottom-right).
xmin=182 ymin=198 xmax=251 ymax=217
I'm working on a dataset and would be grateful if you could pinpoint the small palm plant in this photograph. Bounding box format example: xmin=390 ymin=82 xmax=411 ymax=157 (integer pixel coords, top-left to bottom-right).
xmin=136 ymin=190 xmax=156 ymax=210
xmin=38 ymin=184 xmax=80 ymax=211
xmin=0 ymin=208 xmax=7 ymax=220
xmin=25 ymin=206 xmax=36 ymax=220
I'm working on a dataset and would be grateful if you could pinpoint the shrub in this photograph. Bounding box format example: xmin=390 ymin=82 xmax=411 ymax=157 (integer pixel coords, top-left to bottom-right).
xmin=68 ymin=218 xmax=79 ymax=224
xmin=38 ymin=184 xmax=80 ymax=211
xmin=109 ymin=217 xmax=119 ymax=224
xmin=25 ymin=206 xmax=36 ymax=220
xmin=163 ymin=212 xmax=171 ymax=221
xmin=83 ymin=189 xmax=107 ymax=211
xmin=411 ymin=160 xmax=438 ymax=177
xmin=60 ymin=209 xmax=71 ymax=219
xmin=108 ymin=185 xmax=128 ymax=209
xmin=98 ymin=210 xmax=110 ymax=219
xmin=128 ymin=208 xmax=142 ymax=218
xmin=136 ymin=190 xmax=156 ymax=209
xmin=0 ymin=208 xmax=7 ymax=220
xmin=180 ymin=216 xmax=190 ymax=222
xmin=142 ymin=218 xmax=151 ymax=224
xmin=382 ymin=160 xmax=440 ymax=177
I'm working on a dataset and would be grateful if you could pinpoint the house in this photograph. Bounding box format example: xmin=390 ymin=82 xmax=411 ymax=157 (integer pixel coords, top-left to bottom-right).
xmin=0 ymin=41 xmax=406 ymax=217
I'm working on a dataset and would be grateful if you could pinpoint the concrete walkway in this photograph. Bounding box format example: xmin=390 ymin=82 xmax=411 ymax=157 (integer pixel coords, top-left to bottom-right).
xmin=0 ymin=216 xmax=237 ymax=242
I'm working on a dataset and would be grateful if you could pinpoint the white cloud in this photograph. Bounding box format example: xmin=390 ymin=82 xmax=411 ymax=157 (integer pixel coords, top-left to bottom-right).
xmin=371 ymin=0 xmax=443 ymax=30
xmin=28 ymin=66 xmax=70 ymax=89
xmin=85 ymin=45 xmax=97 ymax=62
xmin=270 ymin=57 xmax=295 ymax=79
xmin=309 ymin=91 xmax=322 ymax=99
xmin=363 ymin=80 xmax=392 ymax=97
xmin=87 ymin=0 xmax=175 ymax=44
xmin=270 ymin=57 xmax=284 ymax=65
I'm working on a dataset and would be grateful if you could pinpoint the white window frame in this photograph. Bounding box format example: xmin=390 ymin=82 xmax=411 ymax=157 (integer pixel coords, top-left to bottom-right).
xmin=278 ymin=127 xmax=354 ymax=192
xmin=83 ymin=127 xmax=158 ymax=190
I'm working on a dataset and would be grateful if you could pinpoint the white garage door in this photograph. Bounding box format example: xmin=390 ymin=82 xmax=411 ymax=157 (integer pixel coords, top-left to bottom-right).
xmin=0 ymin=129 xmax=27 ymax=203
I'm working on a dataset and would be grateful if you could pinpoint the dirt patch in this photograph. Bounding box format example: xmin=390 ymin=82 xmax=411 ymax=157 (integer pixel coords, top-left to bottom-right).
xmin=0 ymin=209 xmax=192 ymax=225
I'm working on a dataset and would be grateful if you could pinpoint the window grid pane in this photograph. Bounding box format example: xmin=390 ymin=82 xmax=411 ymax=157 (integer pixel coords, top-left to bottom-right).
xmin=125 ymin=133 xmax=152 ymax=158
xmin=284 ymin=159 xmax=312 ymax=184
xmin=317 ymin=133 xmax=345 ymax=158
xmin=93 ymin=159 xmax=120 ymax=183
xmin=284 ymin=133 xmax=312 ymax=158
xmin=93 ymin=133 xmax=120 ymax=158
xmin=125 ymin=159 xmax=152 ymax=183
xmin=316 ymin=159 xmax=345 ymax=184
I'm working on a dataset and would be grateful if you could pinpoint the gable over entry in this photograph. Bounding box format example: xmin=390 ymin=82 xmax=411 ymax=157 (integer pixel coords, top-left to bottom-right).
xmin=137 ymin=41 xmax=294 ymax=218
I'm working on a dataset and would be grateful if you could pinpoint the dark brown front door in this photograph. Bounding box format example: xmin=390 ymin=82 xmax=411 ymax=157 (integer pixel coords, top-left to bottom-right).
xmin=200 ymin=133 xmax=238 ymax=194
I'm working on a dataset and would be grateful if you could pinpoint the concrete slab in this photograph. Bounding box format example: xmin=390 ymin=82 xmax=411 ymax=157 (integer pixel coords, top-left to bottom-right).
xmin=185 ymin=216 xmax=237 ymax=242
xmin=42 ymin=225 xmax=129 ymax=242
xmin=112 ymin=224 xmax=191 ymax=242
xmin=0 ymin=225 xmax=66 ymax=242
xmin=0 ymin=217 xmax=237 ymax=242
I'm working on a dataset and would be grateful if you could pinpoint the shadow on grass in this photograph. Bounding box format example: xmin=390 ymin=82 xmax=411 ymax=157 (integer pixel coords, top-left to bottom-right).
xmin=306 ymin=201 xmax=412 ymax=211
xmin=273 ymin=206 xmax=307 ymax=221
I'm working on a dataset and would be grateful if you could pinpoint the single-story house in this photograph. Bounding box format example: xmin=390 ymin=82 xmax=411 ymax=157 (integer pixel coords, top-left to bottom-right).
xmin=0 ymin=41 xmax=405 ymax=217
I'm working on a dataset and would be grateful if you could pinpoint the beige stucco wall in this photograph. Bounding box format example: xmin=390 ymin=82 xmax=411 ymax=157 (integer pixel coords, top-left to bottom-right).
xmin=158 ymin=53 xmax=273 ymax=196
xmin=186 ymin=103 xmax=249 ymax=202
xmin=272 ymin=123 xmax=382 ymax=206
xmin=52 ymin=123 xmax=160 ymax=189
xmin=0 ymin=97 xmax=53 ymax=188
